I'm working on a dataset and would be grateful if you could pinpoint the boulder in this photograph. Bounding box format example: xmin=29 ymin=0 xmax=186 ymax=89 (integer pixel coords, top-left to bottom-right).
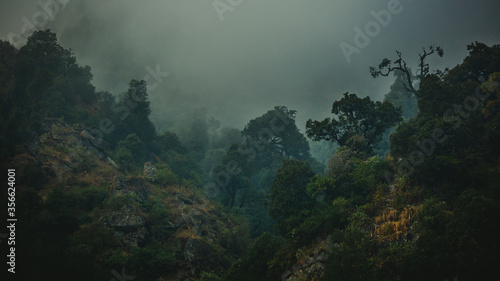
xmin=106 ymin=204 xmax=148 ymax=247
xmin=143 ymin=162 xmax=157 ymax=182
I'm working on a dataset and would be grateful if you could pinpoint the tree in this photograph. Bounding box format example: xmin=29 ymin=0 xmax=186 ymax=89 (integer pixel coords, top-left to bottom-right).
xmin=212 ymin=143 xmax=254 ymax=208
xmin=16 ymin=29 xmax=76 ymax=76
xmin=384 ymin=70 xmax=418 ymax=120
xmin=306 ymin=92 xmax=402 ymax=154
xmin=242 ymin=106 xmax=311 ymax=165
xmin=324 ymin=228 xmax=378 ymax=281
xmin=370 ymin=45 xmax=444 ymax=97
xmin=169 ymin=108 xmax=211 ymax=158
xmin=447 ymin=42 xmax=500 ymax=83
xmin=1 ymin=30 xmax=98 ymax=156
xmin=389 ymin=43 xmax=500 ymax=191
xmin=0 ymin=40 xmax=17 ymax=159
xmin=268 ymin=159 xmax=315 ymax=237
xmin=224 ymin=232 xmax=283 ymax=281
xmin=113 ymin=134 xmax=147 ymax=171
xmin=109 ymin=79 xmax=157 ymax=148
xmin=123 ymin=79 xmax=151 ymax=116
xmin=0 ymin=40 xmax=17 ymax=90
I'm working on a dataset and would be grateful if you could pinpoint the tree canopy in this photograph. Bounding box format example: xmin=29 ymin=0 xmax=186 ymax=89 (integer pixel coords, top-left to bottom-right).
xmin=306 ymin=92 xmax=402 ymax=154
xmin=241 ymin=106 xmax=311 ymax=164
xmin=370 ymin=45 xmax=444 ymax=97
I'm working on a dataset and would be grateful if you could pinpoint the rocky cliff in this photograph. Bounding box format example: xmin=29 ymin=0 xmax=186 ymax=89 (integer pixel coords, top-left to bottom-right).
xmin=8 ymin=118 xmax=248 ymax=280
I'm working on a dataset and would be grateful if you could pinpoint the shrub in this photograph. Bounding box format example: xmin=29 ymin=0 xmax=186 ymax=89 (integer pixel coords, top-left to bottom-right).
xmin=156 ymin=166 xmax=179 ymax=186
xmin=224 ymin=232 xmax=283 ymax=281
xmin=72 ymin=186 xmax=109 ymax=211
xmin=200 ymin=272 xmax=223 ymax=281
xmin=106 ymin=193 xmax=140 ymax=211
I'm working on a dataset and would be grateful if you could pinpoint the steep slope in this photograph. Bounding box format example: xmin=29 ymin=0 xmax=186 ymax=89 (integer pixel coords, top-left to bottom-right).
xmin=6 ymin=117 xmax=249 ymax=281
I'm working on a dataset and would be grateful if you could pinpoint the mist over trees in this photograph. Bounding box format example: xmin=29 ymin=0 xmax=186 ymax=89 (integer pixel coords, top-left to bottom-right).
xmin=306 ymin=92 xmax=402 ymax=154
xmin=1 ymin=5 xmax=500 ymax=278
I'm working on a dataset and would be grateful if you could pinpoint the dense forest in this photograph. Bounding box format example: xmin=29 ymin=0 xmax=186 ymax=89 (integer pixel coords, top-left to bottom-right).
xmin=1 ymin=30 xmax=499 ymax=281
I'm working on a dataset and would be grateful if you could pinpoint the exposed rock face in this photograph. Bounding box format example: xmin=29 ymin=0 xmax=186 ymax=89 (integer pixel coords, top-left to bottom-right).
xmin=159 ymin=186 xmax=241 ymax=280
xmin=107 ymin=176 xmax=153 ymax=248
xmin=143 ymin=162 xmax=157 ymax=182
xmin=113 ymin=175 xmax=151 ymax=203
xmin=24 ymin=117 xmax=108 ymax=183
xmin=106 ymin=175 xmax=238 ymax=279
xmin=179 ymin=238 xmax=231 ymax=280
xmin=106 ymin=204 xmax=147 ymax=247
xmin=12 ymin=118 xmax=245 ymax=280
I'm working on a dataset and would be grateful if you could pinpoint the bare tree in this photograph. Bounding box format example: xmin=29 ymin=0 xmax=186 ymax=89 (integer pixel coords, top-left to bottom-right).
xmin=370 ymin=45 xmax=444 ymax=97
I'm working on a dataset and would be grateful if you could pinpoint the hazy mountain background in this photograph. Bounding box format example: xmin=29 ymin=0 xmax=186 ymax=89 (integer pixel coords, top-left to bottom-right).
xmin=2 ymin=0 xmax=499 ymax=130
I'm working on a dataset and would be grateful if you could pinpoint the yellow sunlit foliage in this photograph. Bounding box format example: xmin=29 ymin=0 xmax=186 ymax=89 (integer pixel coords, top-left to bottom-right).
xmin=372 ymin=205 xmax=420 ymax=242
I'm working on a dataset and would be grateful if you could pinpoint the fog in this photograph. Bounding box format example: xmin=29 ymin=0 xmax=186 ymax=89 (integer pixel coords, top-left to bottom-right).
xmin=2 ymin=0 xmax=500 ymax=130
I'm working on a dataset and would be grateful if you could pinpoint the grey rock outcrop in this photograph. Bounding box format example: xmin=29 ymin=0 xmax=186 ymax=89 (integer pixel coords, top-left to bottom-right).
xmin=106 ymin=204 xmax=147 ymax=247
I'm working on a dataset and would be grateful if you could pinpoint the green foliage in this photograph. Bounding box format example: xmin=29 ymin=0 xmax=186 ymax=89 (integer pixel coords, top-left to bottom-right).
xmin=74 ymin=151 xmax=98 ymax=173
xmin=327 ymin=146 xmax=359 ymax=177
xmin=215 ymin=168 xmax=252 ymax=208
xmin=156 ymin=163 xmax=179 ymax=186
xmin=66 ymin=223 xmax=118 ymax=278
xmin=384 ymin=70 xmax=418 ymax=119
xmin=126 ymin=241 xmax=179 ymax=280
xmin=240 ymin=188 xmax=275 ymax=238
xmin=307 ymin=175 xmax=336 ymax=200
xmin=446 ymin=189 xmax=500 ymax=279
xmin=388 ymin=43 xmax=500 ymax=193
xmin=224 ymin=232 xmax=283 ymax=281
xmin=3 ymin=30 xmax=500 ymax=281
xmin=160 ymin=149 xmax=202 ymax=183
xmin=104 ymin=80 xmax=157 ymax=149
xmin=242 ymin=105 xmax=311 ymax=164
xmin=372 ymin=242 xmax=411 ymax=280
xmin=146 ymin=199 xmax=175 ymax=243
xmin=220 ymin=211 xmax=252 ymax=256
xmin=325 ymin=149 xmax=389 ymax=205
xmin=347 ymin=209 xmax=373 ymax=232
xmin=306 ymin=92 xmax=403 ymax=154
xmin=153 ymin=131 xmax=187 ymax=154
xmin=72 ymin=185 xmax=109 ymax=211
xmin=106 ymin=193 xmax=140 ymax=211
xmin=348 ymin=156 xmax=390 ymax=200
xmin=114 ymin=146 xmax=135 ymax=171
xmin=16 ymin=186 xmax=115 ymax=280
xmin=324 ymin=228 xmax=378 ymax=281
xmin=0 ymin=30 xmax=99 ymax=157
xmin=124 ymin=79 xmax=151 ymax=116
xmin=113 ymin=134 xmax=148 ymax=171
xmin=44 ymin=188 xmax=79 ymax=229
xmin=200 ymin=272 xmax=223 ymax=281
xmin=20 ymin=161 xmax=46 ymax=189
xmin=268 ymin=159 xmax=316 ymax=238
xmin=16 ymin=186 xmax=43 ymax=221
xmin=399 ymin=191 xmax=500 ymax=280
xmin=291 ymin=202 xmax=350 ymax=246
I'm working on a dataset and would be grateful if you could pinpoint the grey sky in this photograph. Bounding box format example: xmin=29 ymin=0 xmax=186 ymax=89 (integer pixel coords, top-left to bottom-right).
xmin=1 ymin=0 xmax=500 ymax=131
